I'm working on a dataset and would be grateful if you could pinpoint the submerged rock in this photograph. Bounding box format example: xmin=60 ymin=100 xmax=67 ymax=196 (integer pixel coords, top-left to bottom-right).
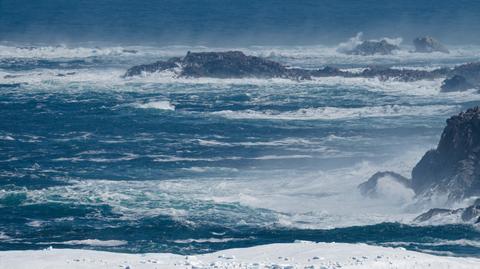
xmin=414 ymin=199 xmax=480 ymax=224
xmin=413 ymin=36 xmax=449 ymax=53
xmin=442 ymin=62 xmax=480 ymax=92
xmin=358 ymin=171 xmax=412 ymax=199
xmin=441 ymin=75 xmax=474 ymax=92
xmin=412 ymin=107 xmax=480 ymax=202
xmin=346 ymin=40 xmax=400 ymax=56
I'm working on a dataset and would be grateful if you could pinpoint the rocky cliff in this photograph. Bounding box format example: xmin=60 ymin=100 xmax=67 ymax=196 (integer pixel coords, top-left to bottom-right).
xmin=412 ymin=107 xmax=480 ymax=202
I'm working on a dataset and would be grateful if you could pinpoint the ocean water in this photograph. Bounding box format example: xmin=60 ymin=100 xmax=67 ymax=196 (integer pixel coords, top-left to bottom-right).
xmin=1 ymin=43 xmax=480 ymax=257
xmin=1 ymin=0 xmax=480 ymax=259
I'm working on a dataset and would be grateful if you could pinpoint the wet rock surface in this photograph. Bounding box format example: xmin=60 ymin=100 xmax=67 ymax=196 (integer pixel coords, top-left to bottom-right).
xmin=412 ymin=107 xmax=480 ymax=202
xmin=346 ymin=40 xmax=400 ymax=56
xmin=124 ymin=51 xmax=479 ymax=92
xmin=413 ymin=36 xmax=449 ymax=53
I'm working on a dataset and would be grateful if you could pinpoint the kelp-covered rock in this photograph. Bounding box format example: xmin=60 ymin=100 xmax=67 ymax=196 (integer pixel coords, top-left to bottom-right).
xmin=412 ymin=107 xmax=480 ymax=202
xmin=413 ymin=36 xmax=449 ymax=53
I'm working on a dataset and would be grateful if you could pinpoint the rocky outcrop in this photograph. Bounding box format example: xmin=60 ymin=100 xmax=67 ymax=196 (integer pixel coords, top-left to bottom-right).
xmin=441 ymin=63 xmax=480 ymax=92
xmin=124 ymin=51 xmax=311 ymax=80
xmin=413 ymin=36 xmax=449 ymax=53
xmin=124 ymin=58 xmax=180 ymax=77
xmin=358 ymin=171 xmax=411 ymax=198
xmin=124 ymin=51 xmax=479 ymax=92
xmin=412 ymin=107 xmax=480 ymax=202
xmin=414 ymin=198 xmax=480 ymax=224
xmin=441 ymin=75 xmax=474 ymax=92
xmin=180 ymin=51 xmax=289 ymax=78
xmin=346 ymin=40 xmax=400 ymax=56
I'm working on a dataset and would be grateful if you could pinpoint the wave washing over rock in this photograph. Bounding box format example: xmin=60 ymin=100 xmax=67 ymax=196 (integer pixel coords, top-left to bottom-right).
xmin=359 ymin=107 xmax=480 ymax=225
xmin=124 ymin=50 xmax=480 ymax=92
xmin=3 ymin=40 xmax=480 ymax=262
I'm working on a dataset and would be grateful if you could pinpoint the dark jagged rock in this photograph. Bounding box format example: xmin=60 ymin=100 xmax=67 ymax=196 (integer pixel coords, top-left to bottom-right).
xmin=413 ymin=208 xmax=455 ymax=222
xmin=346 ymin=40 xmax=400 ymax=56
xmin=124 ymin=58 xmax=179 ymax=77
xmin=124 ymin=51 xmax=307 ymax=79
xmin=311 ymin=66 xmax=350 ymax=77
xmin=441 ymin=63 xmax=480 ymax=92
xmin=414 ymin=198 xmax=480 ymax=224
xmin=441 ymin=75 xmax=474 ymax=92
xmin=124 ymin=51 xmax=478 ymax=92
xmin=180 ymin=51 xmax=289 ymax=78
xmin=413 ymin=36 xmax=449 ymax=53
xmin=359 ymin=66 xmax=444 ymax=82
xmin=358 ymin=171 xmax=411 ymax=198
xmin=412 ymin=107 xmax=480 ymax=202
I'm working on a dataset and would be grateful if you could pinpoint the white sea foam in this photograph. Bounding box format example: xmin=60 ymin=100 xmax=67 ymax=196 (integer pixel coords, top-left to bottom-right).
xmin=135 ymin=100 xmax=175 ymax=111
xmin=0 ymin=232 xmax=11 ymax=240
xmin=383 ymin=239 xmax=480 ymax=249
xmin=172 ymin=238 xmax=248 ymax=244
xmin=0 ymin=135 xmax=15 ymax=141
xmin=1 ymin=42 xmax=479 ymax=66
xmin=48 ymin=239 xmax=128 ymax=247
xmin=0 ymin=44 xmax=140 ymax=59
xmin=336 ymin=32 xmax=404 ymax=53
xmin=374 ymin=175 xmax=416 ymax=203
xmin=17 ymin=147 xmax=430 ymax=230
xmin=211 ymin=104 xmax=458 ymax=121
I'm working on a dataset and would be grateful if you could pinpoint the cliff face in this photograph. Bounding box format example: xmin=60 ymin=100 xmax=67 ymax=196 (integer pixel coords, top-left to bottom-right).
xmin=412 ymin=107 xmax=480 ymax=201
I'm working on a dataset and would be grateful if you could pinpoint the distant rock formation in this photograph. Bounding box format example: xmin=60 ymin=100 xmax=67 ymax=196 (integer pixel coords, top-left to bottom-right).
xmin=123 ymin=51 xmax=479 ymax=92
xmin=358 ymin=171 xmax=411 ymax=198
xmin=441 ymin=62 xmax=480 ymax=92
xmin=124 ymin=58 xmax=179 ymax=77
xmin=412 ymin=107 xmax=480 ymax=202
xmin=441 ymin=75 xmax=474 ymax=92
xmin=414 ymin=198 xmax=480 ymax=224
xmin=413 ymin=36 xmax=449 ymax=53
xmin=180 ymin=51 xmax=288 ymax=78
xmin=346 ymin=40 xmax=400 ymax=56
xmin=124 ymin=51 xmax=311 ymax=80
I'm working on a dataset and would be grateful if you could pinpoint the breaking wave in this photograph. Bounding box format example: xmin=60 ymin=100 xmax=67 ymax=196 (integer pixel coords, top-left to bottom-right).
xmin=211 ymin=104 xmax=458 ymax=121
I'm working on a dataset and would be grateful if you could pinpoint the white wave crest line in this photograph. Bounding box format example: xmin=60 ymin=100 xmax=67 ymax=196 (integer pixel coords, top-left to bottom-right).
xmin=211 ymin=104 xmax=458 ymax=121
xmin=39 ymin=239 xmax=128 ymax=247
xmin=134 ymin=100 xmax=175 ymax=111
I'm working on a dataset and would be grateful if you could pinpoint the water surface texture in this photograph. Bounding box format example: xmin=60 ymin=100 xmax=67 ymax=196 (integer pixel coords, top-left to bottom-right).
xmin=1 ymin=0 xmax=480 ymax=258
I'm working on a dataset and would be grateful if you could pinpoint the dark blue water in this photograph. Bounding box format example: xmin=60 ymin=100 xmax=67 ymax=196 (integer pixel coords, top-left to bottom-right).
xmin=1 ymin=0 xmax=480 ymax=45
xmin=1 ymin=0 xmax=480 ymax=258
